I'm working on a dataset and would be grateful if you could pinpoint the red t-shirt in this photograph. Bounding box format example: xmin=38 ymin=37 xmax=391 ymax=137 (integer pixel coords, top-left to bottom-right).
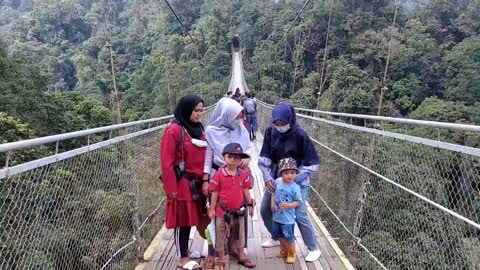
xmin=209 ymin=167 xmax=252 ymax=218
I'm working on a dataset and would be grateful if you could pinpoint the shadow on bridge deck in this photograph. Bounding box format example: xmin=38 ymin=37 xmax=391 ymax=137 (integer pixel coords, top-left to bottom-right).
xmin=136 ymin=136 xmax=352 ymax=270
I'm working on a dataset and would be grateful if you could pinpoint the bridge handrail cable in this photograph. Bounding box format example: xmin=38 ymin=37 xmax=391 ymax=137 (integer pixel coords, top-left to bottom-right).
xmin=0 ymin=104 xmax=216 ymax=154
xmin=257 ymin=101 xmax=480 ymax=270
xmin=258 ymin=100 xmax=480 ymax=133
xmin=258 ymin=101 xmax=480 ymax=230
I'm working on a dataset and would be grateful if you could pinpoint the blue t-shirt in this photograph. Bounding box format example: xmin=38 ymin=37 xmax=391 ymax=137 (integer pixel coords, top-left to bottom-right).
xmin=272 ymin=178 xmax=302 ymax=224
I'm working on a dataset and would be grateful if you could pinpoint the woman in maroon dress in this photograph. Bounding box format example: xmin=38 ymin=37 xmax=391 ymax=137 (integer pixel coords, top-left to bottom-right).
xmin=161 ymin=94 xmax=209 ymax=270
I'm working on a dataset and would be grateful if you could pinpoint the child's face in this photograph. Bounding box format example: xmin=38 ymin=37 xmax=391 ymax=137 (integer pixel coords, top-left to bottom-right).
xmin=281 ymin=169 xmax=297 ymax=183
xmin=224 ymin=153 xmax=242 ymax=167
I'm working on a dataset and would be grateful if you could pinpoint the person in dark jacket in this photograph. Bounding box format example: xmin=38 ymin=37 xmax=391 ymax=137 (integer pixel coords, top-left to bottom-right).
xmin=257 ymin=102 xmax=322 ymax=262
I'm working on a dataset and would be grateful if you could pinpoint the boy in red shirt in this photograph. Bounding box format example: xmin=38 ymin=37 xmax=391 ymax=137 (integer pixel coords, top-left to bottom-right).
xmin=208 ymin=143 xmax=256 ymax=269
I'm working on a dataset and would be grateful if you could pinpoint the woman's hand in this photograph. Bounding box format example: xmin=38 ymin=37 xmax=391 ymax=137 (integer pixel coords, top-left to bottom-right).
xmin=271 ymin=201 xmax=276 ymax=212
xmin=208 ymin=208 xmax=216 ymax=220
xmin=202 ymin=182 xmax=209 ymax=196
xmin=248 ymin=206 xmax=254 ymax=217
xmin=166 ymin=192 xmax=176 ymax=200
xmin=265 ymin=179 xmax=275 ymax=192
xmin=240 ymin=158 xmax=250 ymax=168
xmin=201 ymin=173 xmax=210 ymax=196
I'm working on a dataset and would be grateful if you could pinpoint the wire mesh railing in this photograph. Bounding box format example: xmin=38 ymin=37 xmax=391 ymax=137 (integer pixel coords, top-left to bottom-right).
xmin=257 ymin=101 xmax=480 ymax=270
xmin=0 ymin=118 xmax=174 ymax=270
xmin=0 ymin=100 xmax=218 ymax=270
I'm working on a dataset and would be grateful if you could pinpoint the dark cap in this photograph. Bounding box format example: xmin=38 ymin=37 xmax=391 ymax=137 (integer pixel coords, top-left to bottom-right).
xmin=222 ymin=143 xmax=250 ymax=159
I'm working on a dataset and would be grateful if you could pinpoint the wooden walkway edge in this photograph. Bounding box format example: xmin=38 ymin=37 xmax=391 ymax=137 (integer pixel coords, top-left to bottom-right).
xmin=136 ymin=137 xmax=353 ymax=270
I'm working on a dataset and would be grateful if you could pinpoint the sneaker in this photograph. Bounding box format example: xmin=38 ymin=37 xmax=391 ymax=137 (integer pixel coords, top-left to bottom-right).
xmin=260 ymin=239 xmax=280 ymax=248
xmin=305 ymin=249 xmax=321 ymax=262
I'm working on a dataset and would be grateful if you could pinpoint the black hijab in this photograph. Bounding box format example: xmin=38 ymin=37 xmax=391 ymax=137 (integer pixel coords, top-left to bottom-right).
xmin=174 ymin=94 xmax=204 ymax=139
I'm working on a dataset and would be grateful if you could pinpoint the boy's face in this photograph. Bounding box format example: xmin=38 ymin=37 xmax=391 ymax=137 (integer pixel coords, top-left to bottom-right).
xmin=224 ymin=153 xmax=242 ymax=167
xmin=281 ymin=169 xmax=297 ymax=183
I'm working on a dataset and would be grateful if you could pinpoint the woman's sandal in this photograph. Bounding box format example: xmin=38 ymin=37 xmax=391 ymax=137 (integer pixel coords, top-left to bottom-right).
xmin=215 ymin=258 xmax=226 ymax=270
xmin=203 ymin=256 xmax=214 ymax=270
xmin=238 ymin=256 xmax=256 ymax=268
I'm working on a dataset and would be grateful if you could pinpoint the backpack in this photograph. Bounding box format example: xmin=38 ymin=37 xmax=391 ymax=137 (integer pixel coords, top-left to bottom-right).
xmin=244 ymin=99 xmax=256 ymax=114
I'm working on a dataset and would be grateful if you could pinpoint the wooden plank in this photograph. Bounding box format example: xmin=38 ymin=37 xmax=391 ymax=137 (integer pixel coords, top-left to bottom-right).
xmin=316 ymin=235 xmax=345 ymax=270
xmin=292 ymin=224 xmax=312 ymax=270
xmin=274 ymin=256 xmax=289 ymax=270
xmin=252 ymin=220 xmax=266 ymax=259
xmin=164 ymin=238 xmax=180 ymax=270
xmin=153 ymin=235 xmax=175 ymax=270
xmin=307 ymin=204 xmax=353 ymax=270
xmin=293 ymin=210 xmax=329 ymax=270
xmin=152 ymin=136 xmax=348 ymax=270
xmin=136 ymin=225 xmax=173 ymax=270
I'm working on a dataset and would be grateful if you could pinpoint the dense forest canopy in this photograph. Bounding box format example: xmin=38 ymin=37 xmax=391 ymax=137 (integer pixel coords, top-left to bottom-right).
xmin=0 ymin=0 xmax=479 ymax=137
xmin=1 ymin=1 xmax=479 ymax=269
xmin=1 ymin=0 xmax=479 ymax=141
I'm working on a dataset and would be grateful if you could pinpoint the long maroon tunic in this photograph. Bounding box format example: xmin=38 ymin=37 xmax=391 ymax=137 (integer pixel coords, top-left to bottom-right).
xmin=161 ymin=123 xmax=206 ymax=229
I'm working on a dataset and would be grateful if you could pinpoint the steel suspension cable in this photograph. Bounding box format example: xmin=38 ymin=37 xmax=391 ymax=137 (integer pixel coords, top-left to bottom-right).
xmin=284 ymin=0 xmax=313 ymax=37
xmin=162 ymin=0 xmax=203 ymax=57
xmin=377 ymin=0 xmax=399 ymax=115
xmin=317 ymin=0 xmax=335 ymax=109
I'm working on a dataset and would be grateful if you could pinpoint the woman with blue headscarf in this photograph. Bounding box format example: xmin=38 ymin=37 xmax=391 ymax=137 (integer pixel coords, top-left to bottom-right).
xmin=258 ymin=102 xmax=321 ymax=262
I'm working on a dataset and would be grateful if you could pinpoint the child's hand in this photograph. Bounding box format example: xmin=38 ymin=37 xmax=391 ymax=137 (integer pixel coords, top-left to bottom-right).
xmin=208 ymin=208 xmax=216 ymax=220
xmin=279 ymin=202 xmax=290 ymax=210
xmin=248 ymin=206 xmax=254 ymax=217
xmin=271 ymin=202 xmax=276 ymax=212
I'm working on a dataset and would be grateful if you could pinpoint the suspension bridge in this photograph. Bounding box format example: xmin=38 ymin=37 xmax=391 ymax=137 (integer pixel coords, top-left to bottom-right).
xmin=1 ymin=34 xmax=480 ymax=270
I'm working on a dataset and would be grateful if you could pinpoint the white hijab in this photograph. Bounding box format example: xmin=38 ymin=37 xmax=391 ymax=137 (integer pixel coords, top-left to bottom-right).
xmin=206 ymin=97 xmax=250 ymax=167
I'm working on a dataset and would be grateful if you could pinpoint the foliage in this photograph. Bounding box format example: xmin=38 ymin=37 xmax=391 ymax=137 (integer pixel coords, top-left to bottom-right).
xmin=1 ymin=0 xmax=480 ymax=268
xmin=445 ymin=36 xmax=480 ymax=104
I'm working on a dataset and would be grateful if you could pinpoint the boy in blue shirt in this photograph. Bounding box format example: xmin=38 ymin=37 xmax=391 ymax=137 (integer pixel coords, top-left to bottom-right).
xmin=270 ymin=157 xmax=302 ymax=264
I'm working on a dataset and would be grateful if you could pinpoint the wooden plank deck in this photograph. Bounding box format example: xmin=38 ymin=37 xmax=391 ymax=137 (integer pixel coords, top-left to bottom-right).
xmin=137 ymin=137 xmax=350 ymax=270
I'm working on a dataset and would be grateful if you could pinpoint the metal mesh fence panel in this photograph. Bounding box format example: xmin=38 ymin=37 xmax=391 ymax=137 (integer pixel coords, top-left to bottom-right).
xmin=257 ymin=103 xmax=480 ymax=270
xmin=0 ymin=104 xmax=216 ymax=270
xmin=0 ymin=125 xmax=168 ymax=270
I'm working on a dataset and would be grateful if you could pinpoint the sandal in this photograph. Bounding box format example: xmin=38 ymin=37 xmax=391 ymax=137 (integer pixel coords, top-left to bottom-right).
xmin=203 ymin=256 xmax=214 ymax=270
xmin=215 ymin=258 xmax=226 ymax=270
xmin=177 ymin=260 xmax=202 ymax=270
xmin=238 ymin=256 xmax=256 ymax=268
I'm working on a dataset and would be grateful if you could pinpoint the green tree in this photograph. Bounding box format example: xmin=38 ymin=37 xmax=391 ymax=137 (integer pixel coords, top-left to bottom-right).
xmin=390 ymin=74 xmax=423 ymax=114
xmin=445 ymin=36 xmax=480 ymax=104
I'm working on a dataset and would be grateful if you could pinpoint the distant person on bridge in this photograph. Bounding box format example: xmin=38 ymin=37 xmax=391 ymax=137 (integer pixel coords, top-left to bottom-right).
xmin=258 ymin=102 xmax=322 ymax=262
xmin=160 ymin=94 xmax=209 ymax=270
xmin=243 ymin=92 xmax=258 ymax=140
xmin=232 ymin=88 xmax=242 ymax=104
xmin=203 ymin=97 xmax=253 ymax=268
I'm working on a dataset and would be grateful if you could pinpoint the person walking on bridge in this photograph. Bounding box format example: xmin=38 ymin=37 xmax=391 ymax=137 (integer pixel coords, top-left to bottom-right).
xmin=203 ymin=97 xmax=253 ymax=268
xmin=243 ymin=92 xmax=258 ymax=140
xmin=258 ymin=102 xmax=322 ymax=262
xmin=161 ymin=94 xmax=210 ymax=270
xmin=204 ymin=97 xmax=252 ymax=186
